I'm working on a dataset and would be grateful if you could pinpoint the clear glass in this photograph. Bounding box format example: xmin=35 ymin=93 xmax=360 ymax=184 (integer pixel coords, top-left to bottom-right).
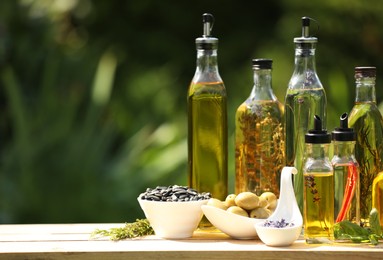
xmin=235 ymin=67 xmax=284 ymax=196
xmin=331 ymin=141 xmax=360 ymax=225
xmin=303 ymin=143 xmax=334 ymax=244
xmin=348 ymin=73 xmax=383 ymax=225
xmin=188 ymin=48 xmax=228 ymax=228
xmin=285 ymin=43 xmax=327 ymax=213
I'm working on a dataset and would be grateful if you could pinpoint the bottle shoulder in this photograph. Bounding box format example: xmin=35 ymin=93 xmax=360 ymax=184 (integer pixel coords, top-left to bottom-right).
xmin=288 ymin=70 xmax=324 ymax=90
xmin=304 ymin=157 xmax=333 ymax=173
xmin=331 ymin=155 xmax=359 ymax=166
xmin=349 ymin=103 xmax=383 ymax=126
xmin=188 ymin=81 xmax=226 ymax=97
xmin=236 ymin=99 xmax=284 ymax=118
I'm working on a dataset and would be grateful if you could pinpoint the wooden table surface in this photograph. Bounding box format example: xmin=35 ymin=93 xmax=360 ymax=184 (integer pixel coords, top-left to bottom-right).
xmin=0 ymin=223 xmax=382 ymax=260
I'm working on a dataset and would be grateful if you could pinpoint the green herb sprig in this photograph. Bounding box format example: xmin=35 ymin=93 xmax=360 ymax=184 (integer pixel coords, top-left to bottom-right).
xmin=91 ymin=219 xmax=154 ymax=241
xmin=334 ymin=208 xmax=382 ymax=245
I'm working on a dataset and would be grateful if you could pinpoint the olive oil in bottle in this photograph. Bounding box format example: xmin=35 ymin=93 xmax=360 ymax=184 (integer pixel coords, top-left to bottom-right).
xmin=348 ymin=67 xmax=383 ymax=225
xmin=303 ymin=115 xmax=334 ymax=244
xmin=187 ymin=14 xmax=228 ymax=228
xmin=285 ymin=17 xmax=327 ymax=214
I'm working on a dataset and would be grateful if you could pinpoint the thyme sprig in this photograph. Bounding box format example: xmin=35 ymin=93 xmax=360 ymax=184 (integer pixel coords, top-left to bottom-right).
xmin=91 ymin=219 xmax=154 ymax=241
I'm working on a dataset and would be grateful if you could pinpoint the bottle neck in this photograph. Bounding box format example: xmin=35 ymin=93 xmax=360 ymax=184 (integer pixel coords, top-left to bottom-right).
xmin=193 ymin=48 xmax=221 ymax=82
xmin=355 ymin=76 xmax=376 ymax=103
xmin=250 ymin=68 xmax=276 ymax=100
xmin=293 ymin=44 xmax=317 ymax=74
xmin=333 ymin=141 xmax=356 ymax=157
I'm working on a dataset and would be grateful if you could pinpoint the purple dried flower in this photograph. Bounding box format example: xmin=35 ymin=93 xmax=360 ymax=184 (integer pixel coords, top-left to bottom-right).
xmin=262 ymin=218 xmax=294 ymax=228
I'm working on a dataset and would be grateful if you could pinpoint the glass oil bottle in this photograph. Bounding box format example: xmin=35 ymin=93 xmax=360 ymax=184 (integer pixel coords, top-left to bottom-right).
xmin=285 ymin=17 xmax=327 ymax=214
xmin=331 ymin=113 xmax=360 ymax=226
xmin=188 ymin=13 xmax=227 ymax=227
xmin=303 ymin=115 xmax=334 ymax=244
xmin=348 ymin=67 xmax=383 ymax=226
xmin=235 ymin=59 xmax=284 ymax=197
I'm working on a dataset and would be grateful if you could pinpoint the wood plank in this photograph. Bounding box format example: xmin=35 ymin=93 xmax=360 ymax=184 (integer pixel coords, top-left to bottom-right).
xmin=0 ymin=224 xmax=382 ymax=260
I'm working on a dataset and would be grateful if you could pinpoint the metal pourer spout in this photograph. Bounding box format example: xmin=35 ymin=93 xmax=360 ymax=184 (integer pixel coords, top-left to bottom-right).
xmin=202 ymin=13 xmax=214 ymax=37
xmin=302 ymin=17 xmax=310 ymax=38
xmin=294 ymin=16 xmax=318 ymax=44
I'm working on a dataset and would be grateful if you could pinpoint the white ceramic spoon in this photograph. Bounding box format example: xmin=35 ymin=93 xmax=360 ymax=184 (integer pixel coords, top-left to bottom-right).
xmin=255 ymin=166 xmax=303 ymax=246
xmin=268 ymin=166 xmax=302 ymax=225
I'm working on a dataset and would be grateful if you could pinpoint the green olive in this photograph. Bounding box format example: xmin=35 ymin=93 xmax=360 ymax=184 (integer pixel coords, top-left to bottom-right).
xmin=268 ymin=199 xmax=278 ymax=210
xmin=260 ymin=192 xmax=277 ymax=209
xmin=224 ymin=194 xmax=237 ymax=207
xmin=257 ymin=197 xmax=268 ymax=208
xmin=227 ymin=206 xmax=249 ymax=217
xmin=249 ymin=207 xmax=271 ymax=219
xmin=207 ymin=198 xmax=228 ymax=210
xmin=234 ymin=192 xmax=259 ymax=210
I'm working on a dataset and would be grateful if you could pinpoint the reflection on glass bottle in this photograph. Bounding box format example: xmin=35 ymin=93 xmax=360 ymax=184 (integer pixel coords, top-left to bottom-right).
xmin=348 ymin=67 xmax=383 ymax=226
xmin=331 ymin=113 xmax=360 ymax=226
xmin=188 ymin=13 xmax=228 ymax=228
xmin=235 ymin=59 xmax=284 ymax=197
xmin=285 ymin=17 xmax=327 ymax=214
xmin=303 ymin=115 xmax=334 ymax=244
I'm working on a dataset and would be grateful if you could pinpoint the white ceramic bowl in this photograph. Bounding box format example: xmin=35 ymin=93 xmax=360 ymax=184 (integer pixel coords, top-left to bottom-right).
xmin=201 ymin=205 xmax=264 ymax=239
xmin=254 ymin=221 xmax=302 ymax=246
xmin=137 ymin=198 xmax=208 ymax=239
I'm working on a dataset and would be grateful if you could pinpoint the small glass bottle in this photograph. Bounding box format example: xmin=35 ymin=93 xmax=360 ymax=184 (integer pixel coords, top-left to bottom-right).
xmin=188 ymin=13 xmax=228 ymax=227
xmin=285 ymin=17 xmax=327 ymax=213
xmin=348 ymin=67 xmax=383 ymax=226
xmin=235 ymin=59 xmax=284 ymax=197
xmin=303 ymin=115 xmax=334 ymax=244
xmin=331 ymin=113 xmax=360 ymax=225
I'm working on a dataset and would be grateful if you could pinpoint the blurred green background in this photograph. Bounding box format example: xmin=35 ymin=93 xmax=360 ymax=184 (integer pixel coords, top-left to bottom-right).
xmin=1 ymin=0 xmax=383 ymax=223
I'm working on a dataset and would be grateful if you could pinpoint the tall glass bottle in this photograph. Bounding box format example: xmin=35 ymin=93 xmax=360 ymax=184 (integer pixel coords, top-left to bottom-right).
xmin=285 ymin=17 xmax=327 ymax=213
xmin=348 ymin=66 xmax=383 ymax=225
xmin=303 ymin=115 xmax=334 ymax=244
xmin=331 ymin=113 xmax=360 ymax=225
xmin=188 ymin=13 xmax=228 ymax=214
xmin=235 ymin=59 xmax=284 ymax=197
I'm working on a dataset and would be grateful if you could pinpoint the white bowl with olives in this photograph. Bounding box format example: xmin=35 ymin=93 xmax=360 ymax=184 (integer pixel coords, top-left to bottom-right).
xmin=137 ymin=185 xmax=210 ymax=239
xmin=202 ymin=191 xmax=278 ymax=239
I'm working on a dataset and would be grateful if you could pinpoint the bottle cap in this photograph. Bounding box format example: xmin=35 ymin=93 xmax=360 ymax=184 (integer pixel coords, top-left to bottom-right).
xmin=332 ymin=113 xmax=355 ymax=141
xmin=294 ymin=17 xmax=318 ymax=44
xmin=355 ymin=66 xmax=376 ymax=78
xmin=252 ymin=59 xmax=272 ymax=69
xmin=305 ymin=115 xmax=331 ymax=144
xmin=196 ymin=13 xmax=218 ymax=49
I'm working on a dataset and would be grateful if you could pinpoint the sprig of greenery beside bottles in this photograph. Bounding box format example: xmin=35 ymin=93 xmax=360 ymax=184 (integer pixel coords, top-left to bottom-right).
xmin=334 ymin=208 xmax=382 ymax=245
xmin=91 ymin=219 xmax=154 ymax=241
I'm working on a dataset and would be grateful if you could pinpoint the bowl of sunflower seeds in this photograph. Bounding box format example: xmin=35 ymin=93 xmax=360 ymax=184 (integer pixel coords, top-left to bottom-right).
xmin=137 ymin=185 xmax=210 ymax=239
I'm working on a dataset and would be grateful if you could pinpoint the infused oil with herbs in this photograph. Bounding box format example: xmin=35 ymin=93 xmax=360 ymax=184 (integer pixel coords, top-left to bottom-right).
xmin=285 ymin=17 xmax=327 ymax=213
xmin=348 ymin=67 xmax=383 ymax=225
xmin=303 ymin=115 xmax=334 ymax=244
xmin=235 ymin=59 xmax=284 ymax=196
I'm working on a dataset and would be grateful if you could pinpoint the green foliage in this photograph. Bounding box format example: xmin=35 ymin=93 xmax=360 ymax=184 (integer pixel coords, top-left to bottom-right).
xmin=1 ymin=0 xmax=383 ymax=223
